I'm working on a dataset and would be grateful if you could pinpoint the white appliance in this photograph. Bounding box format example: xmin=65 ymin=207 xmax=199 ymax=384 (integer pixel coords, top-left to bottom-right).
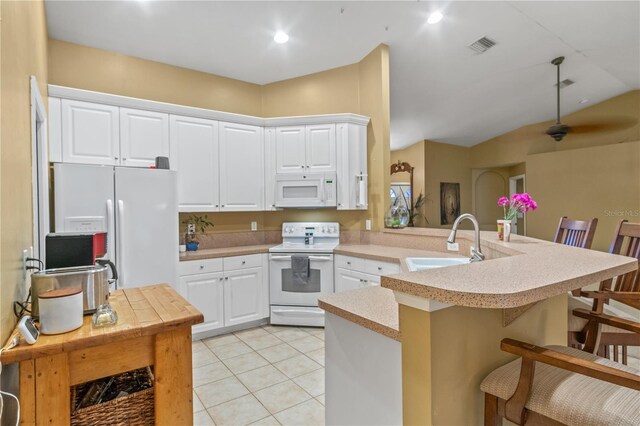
xmin=269 ymin=222 xmax=339 ymax=326
xmin=274 ymin=173 xmax=337 ymax=208
xmin=54 ymin=163 xmax=178 ymax=289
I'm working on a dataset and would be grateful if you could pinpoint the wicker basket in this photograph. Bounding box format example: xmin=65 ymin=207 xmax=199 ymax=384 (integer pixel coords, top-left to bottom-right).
xmin=70 ymin=368 xmax=154 ymax=426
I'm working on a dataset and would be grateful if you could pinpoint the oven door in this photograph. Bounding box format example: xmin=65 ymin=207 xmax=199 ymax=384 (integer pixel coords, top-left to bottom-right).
xmin=269 ymin=253 xmax=334 ymax=306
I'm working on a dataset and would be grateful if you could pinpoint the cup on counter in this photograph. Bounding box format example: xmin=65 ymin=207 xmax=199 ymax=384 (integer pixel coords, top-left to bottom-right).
xmin=179 ymin=244 xmax=187 ymax=253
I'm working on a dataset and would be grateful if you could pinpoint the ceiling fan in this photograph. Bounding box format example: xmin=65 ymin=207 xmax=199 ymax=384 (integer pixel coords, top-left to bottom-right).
xmin=544 ymin=56 xmax=638 ymax=142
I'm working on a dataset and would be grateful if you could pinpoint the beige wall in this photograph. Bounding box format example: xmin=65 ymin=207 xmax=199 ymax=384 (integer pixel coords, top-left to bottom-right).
xmin=527 ymin=142 xmax=640 ymax=252
xmin=472 ymin=167 xmax=510 ymax=231
xmin=471 ymin=90 xmax=640 ymax=169
xmin=49 ymin=41 xmax=391 ymax=232
xmin=1 ymin=1 xmax=49 ymax=344
xmin=48 ymin=39 xmax=263 ymax=116
xmin=424 ymin=140 xmax=472 ymax=228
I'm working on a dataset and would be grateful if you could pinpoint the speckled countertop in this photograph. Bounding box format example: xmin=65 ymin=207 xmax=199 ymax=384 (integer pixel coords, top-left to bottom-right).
xmin=335 ymin=244 xmax=466 ymax=272
xmin=319 ymin=286 xmax=400 ymax=341
xmin=380 ymin=229 xmax=638 ymax=309
xmin=179 ymin=244 xmax=274 ymax=261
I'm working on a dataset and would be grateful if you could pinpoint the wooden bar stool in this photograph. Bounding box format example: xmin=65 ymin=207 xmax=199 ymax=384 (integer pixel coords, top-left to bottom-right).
xmin=568 ymin=220 xmax=640 ymax=364
xmin=481 ymin=309 xmax=640 ymax=425
xmin=553 ymin=216 xmax=598 ymax=249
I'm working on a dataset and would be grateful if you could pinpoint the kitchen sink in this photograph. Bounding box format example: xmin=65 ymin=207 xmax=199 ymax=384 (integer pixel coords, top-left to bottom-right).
xmin=405 ymin=257 xmax=471 ymax=272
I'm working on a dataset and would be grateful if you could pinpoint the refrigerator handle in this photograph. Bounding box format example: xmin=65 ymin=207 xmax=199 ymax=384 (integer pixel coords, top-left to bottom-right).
xmin=106 ymin=199 xmax=114 ymax=260
xmin=117 ymin=200 xmax=125 ymax=288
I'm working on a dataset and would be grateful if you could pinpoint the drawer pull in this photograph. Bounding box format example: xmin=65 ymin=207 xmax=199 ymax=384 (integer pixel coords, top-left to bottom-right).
xmin=347 ymin=261 xmax=351 ymax=265
xmin=242 ymin=261 xmax=246 ymax=265
xmin=200 ymin=265 xmax=204 ymax=269
xmin=378 ymin=266 xmax=383 ymax=271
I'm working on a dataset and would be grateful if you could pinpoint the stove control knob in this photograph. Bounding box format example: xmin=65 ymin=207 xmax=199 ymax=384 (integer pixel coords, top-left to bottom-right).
xmin=330 ymin=226 xmax=337 ymax=234
xmin=321 ymin=226 xmax=327 ymax=234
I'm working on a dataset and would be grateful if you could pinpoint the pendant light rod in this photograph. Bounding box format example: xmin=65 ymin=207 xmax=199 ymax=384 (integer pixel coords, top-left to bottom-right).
xmin=551 ymin=56 xmax=565 ymax=125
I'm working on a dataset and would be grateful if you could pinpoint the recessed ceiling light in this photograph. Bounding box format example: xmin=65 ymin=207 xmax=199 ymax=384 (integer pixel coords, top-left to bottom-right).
xmin=274 ymin=31 xmax=289 ymax=44
xmin=427 ymin=11 xmax=443 ymax=25
xmin=578 ymin=99 xmax=590 ymax=104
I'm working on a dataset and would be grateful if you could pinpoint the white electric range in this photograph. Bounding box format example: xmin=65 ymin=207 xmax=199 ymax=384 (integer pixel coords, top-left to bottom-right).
xmin=269 ymin=222 xmax=340 ymax=326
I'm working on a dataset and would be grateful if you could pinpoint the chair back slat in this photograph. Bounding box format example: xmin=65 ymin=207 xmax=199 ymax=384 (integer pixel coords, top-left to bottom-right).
xmin=554 ymin=216 xmax=598 ymax=249
xmin=604 ymin=220 xmax=640 ymax=295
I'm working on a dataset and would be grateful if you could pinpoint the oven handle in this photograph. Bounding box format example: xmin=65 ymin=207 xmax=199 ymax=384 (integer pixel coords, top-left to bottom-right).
xmin=270 ymin=255 xmax=333 ymax=261
xmin=271 ymin=309 xmax=324 ymax=317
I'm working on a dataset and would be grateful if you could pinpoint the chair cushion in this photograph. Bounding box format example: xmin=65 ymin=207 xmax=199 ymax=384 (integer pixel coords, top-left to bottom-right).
xmin=481 ymin=345 xmax=640 ymax=426
xmin=568 ymin=296 xmax=638 ymax=333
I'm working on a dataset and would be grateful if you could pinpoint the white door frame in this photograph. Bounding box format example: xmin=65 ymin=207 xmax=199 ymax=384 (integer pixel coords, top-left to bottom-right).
xmin=509 ymin=174 xmax=526 ymax=235
xmin=31 ymin=76 xmax=49 ymax=261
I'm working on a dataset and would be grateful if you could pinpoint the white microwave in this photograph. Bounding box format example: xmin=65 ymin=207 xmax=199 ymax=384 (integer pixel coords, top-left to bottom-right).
xmin=274 ymin=173 xmax=337 ymax=208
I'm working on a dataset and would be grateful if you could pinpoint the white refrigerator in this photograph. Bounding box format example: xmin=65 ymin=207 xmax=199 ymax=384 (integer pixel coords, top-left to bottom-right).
xmin=54 ymin=163 xmax=179 ymax=289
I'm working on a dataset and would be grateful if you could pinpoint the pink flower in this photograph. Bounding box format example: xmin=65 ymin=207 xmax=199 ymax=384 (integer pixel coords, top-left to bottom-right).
xmin=497 ymin=197 xmax=509 ymax=207
xmin=530 ymin=200 xmax=538 ymax=211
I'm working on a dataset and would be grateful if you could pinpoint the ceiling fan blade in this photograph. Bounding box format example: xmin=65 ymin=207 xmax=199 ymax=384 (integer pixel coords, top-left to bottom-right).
xmin=568 ymin=117 xmax=639 ymax=134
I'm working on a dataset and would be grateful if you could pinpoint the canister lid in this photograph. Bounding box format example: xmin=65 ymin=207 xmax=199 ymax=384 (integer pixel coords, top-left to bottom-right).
xmin=39 ymin=287 xmax=83 ymax=299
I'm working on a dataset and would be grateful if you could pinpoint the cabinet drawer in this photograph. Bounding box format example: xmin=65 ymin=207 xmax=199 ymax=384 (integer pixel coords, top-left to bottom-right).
xmin=364 ymin=259 xmax=401 ymax=276
xmin=223 ymin=254 xmax=262 ymax=271
xmin=335 ymin=255 xmax=365 ymax=271
xmin=361 ymin=272 xmax=380 ymax=286
xmin=179 ymin=258 xmax=223 ymax=276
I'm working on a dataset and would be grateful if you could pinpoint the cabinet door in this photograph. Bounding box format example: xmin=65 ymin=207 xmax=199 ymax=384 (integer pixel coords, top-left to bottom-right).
xmin=219 ymin=122 xmax=264 ymax=211
xmin=180 ymin=272 xmax=224 ymax=331
xmin=264 ymin=128 xmax=278 ymax=211
xmin=120 ymin=108 xmax=170 ymax=168
xmin=171 ymin=115 xmax=219 ymax=212
xmin=275 ymin=126 xmax=306 ymax=173
xmin=223 ymin=267 xmax=264 ymax=326
xmin=305 ymin=124 xmax=336 ymax=172
xmin=61 ymin=99 xmax=120 ymax=165
xmin=335 ymin=268 xmax=364 ymax=293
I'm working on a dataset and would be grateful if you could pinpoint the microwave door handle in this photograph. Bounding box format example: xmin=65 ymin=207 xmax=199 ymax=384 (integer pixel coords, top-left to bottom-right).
xmin=106 ymin=199 xmax=114 ymax=260
xmin=320 ymin=179 xmax=326 ymax=204
xmin=117 ymin=200 xmax=125 ymax=288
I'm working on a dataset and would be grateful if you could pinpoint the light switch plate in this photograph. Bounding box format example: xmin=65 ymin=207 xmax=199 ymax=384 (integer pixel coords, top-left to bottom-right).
xmin=365 ymin=220 xmax=372 ymax=231
xmin=251 ymin=221 xmax=257 ymax=231
xmin=447 ymin=242 xmax=459 ymax=251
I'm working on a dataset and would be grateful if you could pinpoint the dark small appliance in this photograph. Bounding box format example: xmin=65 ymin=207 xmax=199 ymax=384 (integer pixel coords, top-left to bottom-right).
xmin=45 ymin=232 xmax=107 ymax=268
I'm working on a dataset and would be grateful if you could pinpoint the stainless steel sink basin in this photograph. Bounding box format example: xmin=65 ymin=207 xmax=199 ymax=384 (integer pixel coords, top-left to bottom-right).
xmin=405 ymin=257 xmax=471 ymax=272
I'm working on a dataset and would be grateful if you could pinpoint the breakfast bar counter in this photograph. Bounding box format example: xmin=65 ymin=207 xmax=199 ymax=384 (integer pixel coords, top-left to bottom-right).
xmin=319 ymin=228 xmax=638 ymax=425
xmin=0 ymin=284 xmax=203 ymax=425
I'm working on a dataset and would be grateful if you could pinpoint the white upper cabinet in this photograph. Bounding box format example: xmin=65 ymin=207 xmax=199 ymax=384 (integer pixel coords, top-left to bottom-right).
xmin=119 ymin=108 xmax=170 ymax=168
xmin=305 ymin=124 xmax=336 ymax=172
xmin=264 ymin=128 xmax=278 ymax=211
xmin=61 ymin=99 xmax=120 ymax=165
xmin=219 ymin=122 xmax=264 ymax=211
xmin=276 ymin=126 xmax=306 ymax=173
xmin=276 ymin=124 xmax=336 ymax=174
xmin=171 ymin=115 xmax=219 ymax=212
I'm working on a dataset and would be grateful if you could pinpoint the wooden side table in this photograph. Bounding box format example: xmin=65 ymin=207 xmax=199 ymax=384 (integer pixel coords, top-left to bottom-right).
xmin=0 ymin=284 xmax=203 ymax=425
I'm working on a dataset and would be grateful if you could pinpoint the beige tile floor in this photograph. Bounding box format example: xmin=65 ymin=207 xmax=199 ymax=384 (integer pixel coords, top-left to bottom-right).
xmin=192 ymin=325 xmax=326 ymax=426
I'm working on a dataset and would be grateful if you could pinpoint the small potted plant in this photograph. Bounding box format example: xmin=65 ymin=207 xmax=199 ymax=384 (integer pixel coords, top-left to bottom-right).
xmin=182 ymin=215 xmax=214 ymax=251
xmin=497 ymin=193 xmax=537 ymax=241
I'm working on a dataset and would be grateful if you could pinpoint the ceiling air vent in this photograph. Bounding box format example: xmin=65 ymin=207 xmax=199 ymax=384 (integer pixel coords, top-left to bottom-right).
xmin=556 ymin=79 xmax=575 ymax=88
xmin=467 ymin=36 xmax=497 ymax=54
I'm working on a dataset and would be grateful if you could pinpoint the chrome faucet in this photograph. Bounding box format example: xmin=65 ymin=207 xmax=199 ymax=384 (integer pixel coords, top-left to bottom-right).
xmin=447 ymin=213 xmax=485 ymax=262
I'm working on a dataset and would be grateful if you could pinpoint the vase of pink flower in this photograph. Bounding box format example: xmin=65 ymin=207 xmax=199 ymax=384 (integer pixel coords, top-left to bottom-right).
xmin=497 ymin=193 xmax=538 ymax=241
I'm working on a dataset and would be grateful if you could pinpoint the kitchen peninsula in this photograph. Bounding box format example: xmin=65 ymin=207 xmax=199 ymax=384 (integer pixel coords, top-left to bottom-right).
xmin=319 ymin=228 xmax=638 ymax=425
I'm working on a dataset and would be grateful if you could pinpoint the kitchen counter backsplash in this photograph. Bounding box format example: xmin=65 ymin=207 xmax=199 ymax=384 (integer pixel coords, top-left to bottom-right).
xmin=186 ymin=229 xmax=363 ymax=250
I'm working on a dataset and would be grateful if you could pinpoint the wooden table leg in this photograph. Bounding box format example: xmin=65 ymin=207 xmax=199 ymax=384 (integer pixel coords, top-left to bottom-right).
xmin=154 ymin=327 xmax=193 ymax=425
xmin=34 ymin=353 xmax=70 ymax=425
xmin=19 ymin=360 xmax=36 ymax=426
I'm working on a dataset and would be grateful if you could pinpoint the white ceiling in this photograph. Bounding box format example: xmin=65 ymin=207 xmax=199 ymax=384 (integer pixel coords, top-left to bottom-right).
xmin=45 ymin=1 xmax=640 ymax=149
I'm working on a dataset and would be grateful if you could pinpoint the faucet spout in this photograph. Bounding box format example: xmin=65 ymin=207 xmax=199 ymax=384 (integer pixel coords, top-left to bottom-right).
xmin=448 ymin=213 xmax=485 ymax=262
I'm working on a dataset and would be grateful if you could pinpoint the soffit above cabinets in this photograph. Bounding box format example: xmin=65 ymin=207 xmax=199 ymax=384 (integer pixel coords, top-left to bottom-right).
xmin=48 ymin=85 xmax=371 ymax=128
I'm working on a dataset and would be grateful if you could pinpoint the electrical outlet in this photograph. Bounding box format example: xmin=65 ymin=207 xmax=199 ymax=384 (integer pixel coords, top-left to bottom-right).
xmin=22 ymin=249 xmax=29 ymax=290
xmin=251 ymin=221 xmax=257 ymax=231
xmin=187 ymin=224 xmax=195 ymax=234
xmin=447 ymin=242 xmax=459 ymax=251
xmin=365 ymin=219 xmax=372 ymax=231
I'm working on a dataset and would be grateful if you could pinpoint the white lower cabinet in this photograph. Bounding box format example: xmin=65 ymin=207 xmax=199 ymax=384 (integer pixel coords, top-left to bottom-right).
xmin=334 ymin=255 xmax=400 ymax=293
xmin=180 ymin=272 xmax=224 ymax=333
xmin=178 ymin=254 xmax=269 ymax=337
xmin=335 ymin=268 xmax=379 ymax=292
xmin=224 ymin=267 xmax=263 ymax=326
